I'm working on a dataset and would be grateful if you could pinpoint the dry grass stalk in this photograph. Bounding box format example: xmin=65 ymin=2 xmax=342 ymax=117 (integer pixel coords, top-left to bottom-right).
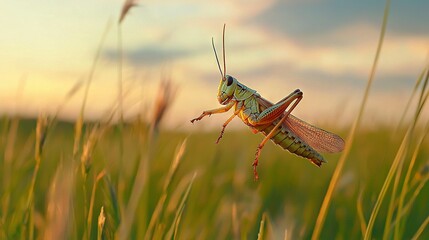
xmin=151 ymin=80 xmax=176 ymax=134
xmin=98 ymin=206 xmax=106 ymax=240
xmin=43 ymin=163 xmax=75 ymax=240
xmin=35 ymin=114 xmax=48 ymax=164
xmin=53 ymin=80 xmax=83 ymax=121
xmin=74 ymin=20 xmax=112 ymax=158
xmin=81 ymin=125 xmax=104 ymax=176
xmin=86 ymin=170 xmax=107 ymax=240
xmin=232 ymin=202 xmax=239 ymax=239
xmin=26 ymin=114 xmax=50 ymax=240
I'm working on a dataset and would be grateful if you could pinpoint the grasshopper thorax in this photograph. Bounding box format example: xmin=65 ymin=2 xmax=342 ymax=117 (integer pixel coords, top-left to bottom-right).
xmin=217 ymin=75 xmax=237 ymax=105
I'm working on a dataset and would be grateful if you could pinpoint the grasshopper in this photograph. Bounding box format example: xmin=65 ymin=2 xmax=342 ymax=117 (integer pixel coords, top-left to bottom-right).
xmin=191 ymin=25 xmax=345 ymax=180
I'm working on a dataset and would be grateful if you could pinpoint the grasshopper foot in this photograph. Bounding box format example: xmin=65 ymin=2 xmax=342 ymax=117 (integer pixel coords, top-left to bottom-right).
xmin=215 ymin=127 xmax=226 ymax=144
xmin=190 ymin=112 xmax=210 ymax=123
xmin=190 ymin=116 xmax=203 ymax=123
xmin=252 ymin=144 xmax=265 ymax=181
xmin=252 ymin=149 xmax=261 ymax=181
xmin=190 ymin=118 xmax=199 ymax=123
xmin=252 ymin=160 xmax=259 ymax=181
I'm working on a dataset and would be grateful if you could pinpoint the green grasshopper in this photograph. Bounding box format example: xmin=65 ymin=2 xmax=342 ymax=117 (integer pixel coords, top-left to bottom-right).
xmin=191 ymin=25 xmax=345 ymax=180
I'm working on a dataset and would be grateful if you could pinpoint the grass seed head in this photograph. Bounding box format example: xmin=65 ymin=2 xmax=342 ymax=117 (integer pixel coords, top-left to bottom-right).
xmin=119 ymin=0 xmax=138 ymax=24
xmin=81 ymin=125 xmax=103 ymax=175
xmin=98 ymin=206 xmax=106 ymax=239
xmin=152 ymin=80 xmax=176 ymax=132
xmin=35 ymin=113 xmax=49 ymax=162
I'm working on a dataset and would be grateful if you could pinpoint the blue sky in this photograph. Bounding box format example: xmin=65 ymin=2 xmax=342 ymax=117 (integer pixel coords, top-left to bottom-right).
xmin=0 ymin=0 xmax=428 ymax=129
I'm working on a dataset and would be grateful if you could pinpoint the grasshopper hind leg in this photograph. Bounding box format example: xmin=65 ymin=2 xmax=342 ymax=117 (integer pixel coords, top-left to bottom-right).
xmin=252 ymin=90 xmax=303 ymax=181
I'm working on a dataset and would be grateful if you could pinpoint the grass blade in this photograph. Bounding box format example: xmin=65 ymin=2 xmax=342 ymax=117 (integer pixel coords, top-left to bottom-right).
xmin=144 ymin=139 xmax=187 ymax=240
xmin=357 ymin=187 xmax=367 ymax=237
xmin=166 ymin=172 xmax=197 ymax=240
xmin=311 ymin=0 xmax=391 ymax=239
xmin=74 ymin=19 xmax=112 ymax=158
xmin=411 ymin=214 xmax=429 ymax=240
xmin=365 ymin=130 xmax=409 ymax=240
xmin=257 ymin=213 xmax=268 ymax=240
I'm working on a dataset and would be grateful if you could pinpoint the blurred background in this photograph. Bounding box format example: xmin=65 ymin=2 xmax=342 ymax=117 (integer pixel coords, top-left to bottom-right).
xmin=1 ymin=0 xmax=428 ymax=129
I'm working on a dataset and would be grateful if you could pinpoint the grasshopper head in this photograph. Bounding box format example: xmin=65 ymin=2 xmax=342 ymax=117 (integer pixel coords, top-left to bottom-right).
xmin=217 ymin=75 xmax=237 ymax=105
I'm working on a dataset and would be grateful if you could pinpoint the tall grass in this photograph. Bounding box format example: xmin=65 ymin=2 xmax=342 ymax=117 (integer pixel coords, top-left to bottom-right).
xmin=1 ymin=107 xmax=428 ymax=239
xmin=1 ymin=1 xmax=429 ymax=239
xmin=312 ymin=0 xmax=390 ymax=238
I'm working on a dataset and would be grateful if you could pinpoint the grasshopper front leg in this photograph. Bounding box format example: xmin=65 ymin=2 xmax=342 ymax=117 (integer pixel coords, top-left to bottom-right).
xmin=252 ymin=89 xmax=303 ymax=180
xmin=216 ymin=107 xmax=242 ymax=144
xmin=190 ymin=101 xmax=235 ymax=123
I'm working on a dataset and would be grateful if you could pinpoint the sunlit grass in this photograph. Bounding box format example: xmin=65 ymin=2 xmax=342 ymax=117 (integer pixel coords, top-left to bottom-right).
xmin=1 ymin=111 xmax=428 ymax=239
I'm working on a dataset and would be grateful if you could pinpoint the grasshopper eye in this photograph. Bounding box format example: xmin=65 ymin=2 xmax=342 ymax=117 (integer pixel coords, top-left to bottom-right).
xmin=226 ymin=76 xmax=233 ymax=86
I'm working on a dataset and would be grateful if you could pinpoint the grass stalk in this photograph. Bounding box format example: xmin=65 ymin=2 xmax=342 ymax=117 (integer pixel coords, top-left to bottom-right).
xmin=383 ymin=145 xmax=406 ymax=240
xmin=232 ymin=202 xmax=239 ymax=239
xmin=357 ymin=187 xmax=367 ymax=237
xmin=74 ymin=19 xmax=112 ymax=158
xmin=257 ymin=213 xmax=268 ymax=240
xmin=26 ymin=114 xmax=48 ymax=240
xmin=364 ymin=129 xmax=409 ymax=240
xmin=393 ymin=122 xmax=429 ymax=238
xmin=2 ymin=78 xmax=25 ymax=220
xmin=395 ymin=68 xmax=428 ymax=132
xmin=80 ymin=125 xmax=99 ymax=240
xmin=117 ymin=24 xmax=124 ymax=124
xmin=411 ymin=214 xmax=429 ymax=240
xmin=1 ymin=117 xmax=19 ymax=225
xmin=389 ymin=170 xmax=429 ymax=231
xmin=389 ymin=67 xmax=429 ymax=238
xmin=72 ymin=20 xmax=110 ymax=239
xmin=367 ymin=69 xmax=428 ymax=238
xmin=44 ymin=161 xmax=75 ymax=239
xmin=144 ymin=139 xmax=187 ymax=239
xmin=165 ymin=172 xmax=197 ymax=239
xmin=86 ymin=170 xmax=106 ymax=240
xmin=311 ymin=0 xmax=390 ymax=239
xmin=117 ymin=138 xmax=151 ymax=239
xmin=97 ymin=206 xmax=106 ymax=240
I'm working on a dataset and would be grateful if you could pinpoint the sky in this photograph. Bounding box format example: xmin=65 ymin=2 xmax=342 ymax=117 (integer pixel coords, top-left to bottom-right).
xmin=0 ymin=0 xmax=428 ymax=130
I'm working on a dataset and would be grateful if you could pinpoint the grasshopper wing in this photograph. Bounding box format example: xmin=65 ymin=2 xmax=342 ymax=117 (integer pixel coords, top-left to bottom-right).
xmin=284 ymin=114 xmax=345 ymax=153
xmin=255 ymin=95 xmax=344 ymax=153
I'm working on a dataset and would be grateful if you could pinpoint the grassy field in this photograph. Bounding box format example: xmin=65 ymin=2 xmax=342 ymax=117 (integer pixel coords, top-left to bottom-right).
xmin=0 ymin=111 xmax=428 ymax=239
xmin=1 ymin=1 xmax=429 ymax=239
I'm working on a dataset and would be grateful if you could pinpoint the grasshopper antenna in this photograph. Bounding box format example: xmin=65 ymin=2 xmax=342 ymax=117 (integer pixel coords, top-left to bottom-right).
xmin=222 ymin=24 xmax=226 ymax=80
xmin=211 ymin=38 xmax=223 ymax=78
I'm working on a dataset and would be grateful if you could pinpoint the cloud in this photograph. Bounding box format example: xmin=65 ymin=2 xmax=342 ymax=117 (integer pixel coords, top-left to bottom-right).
xmin=248 ymin=0 xmax=429 ymax=44
xmin=248 ymin=1 xmax=381 ymax=42
xmin=103 ymin=45 xmax=194 ymax=66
